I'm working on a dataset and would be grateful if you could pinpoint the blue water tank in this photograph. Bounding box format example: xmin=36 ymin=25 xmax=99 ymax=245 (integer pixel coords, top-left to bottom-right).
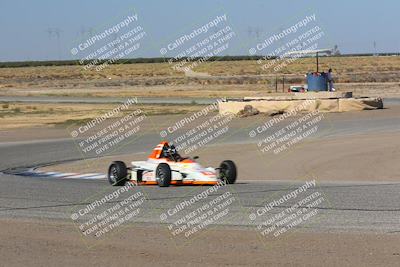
xmin=306 ymin=72 xmax=328 ymax=91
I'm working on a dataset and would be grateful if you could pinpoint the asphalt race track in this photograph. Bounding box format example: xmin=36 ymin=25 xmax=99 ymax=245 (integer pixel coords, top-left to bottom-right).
xmin=1 ymin=104 xmax=400 ymax=235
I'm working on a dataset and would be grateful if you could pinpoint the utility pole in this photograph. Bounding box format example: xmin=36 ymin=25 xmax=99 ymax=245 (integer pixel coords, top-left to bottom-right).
xmin=54 ymin=28 xmax=63 ymax=60
xmin=46 ymin=27 xmax=63 ymax=60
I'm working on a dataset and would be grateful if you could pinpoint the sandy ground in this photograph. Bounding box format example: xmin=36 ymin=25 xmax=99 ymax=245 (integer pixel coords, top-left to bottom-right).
xmin=0 ymin=112 xmax=206 ymax=142
xmin=1 ymin=101 xmax=399 ymax=141
xmin=1 ymin=218 xmax=399 ymax=267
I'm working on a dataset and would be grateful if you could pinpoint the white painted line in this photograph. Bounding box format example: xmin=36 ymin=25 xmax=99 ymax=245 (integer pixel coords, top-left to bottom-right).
xmin=16 ymin=170 xmax=106 ymax=180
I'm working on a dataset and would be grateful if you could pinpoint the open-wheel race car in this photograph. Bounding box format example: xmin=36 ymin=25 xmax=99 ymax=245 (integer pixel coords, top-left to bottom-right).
xmin=107 ymin=141 xmax=237 ymax=187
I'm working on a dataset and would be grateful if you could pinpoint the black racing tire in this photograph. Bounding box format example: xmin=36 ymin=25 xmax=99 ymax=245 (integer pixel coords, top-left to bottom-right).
xmin=219 ymin=160 xmax=237 ymax=184
xmin=156 ymin=163 xmax=171 ymax=187
xmin=108 ymin=161 xmax=128 ymax=186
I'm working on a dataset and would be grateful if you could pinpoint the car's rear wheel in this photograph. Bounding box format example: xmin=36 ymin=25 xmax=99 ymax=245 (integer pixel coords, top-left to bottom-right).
xmin=219 ymin=160 xmax=237 ymax=184
xmin=156 ymin=163 xmax=171 ymax=187
xmin=108 ymin=161 xmax=128 ymax=186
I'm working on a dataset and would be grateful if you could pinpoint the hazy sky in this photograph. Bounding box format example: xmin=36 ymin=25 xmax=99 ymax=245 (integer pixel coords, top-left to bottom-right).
xmin=0 ymin=0 xmax=399 ymax=61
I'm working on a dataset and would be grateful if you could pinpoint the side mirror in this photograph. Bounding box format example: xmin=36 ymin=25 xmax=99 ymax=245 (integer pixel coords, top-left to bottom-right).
xmin=193 ymin=156 xmax=199 ymax=160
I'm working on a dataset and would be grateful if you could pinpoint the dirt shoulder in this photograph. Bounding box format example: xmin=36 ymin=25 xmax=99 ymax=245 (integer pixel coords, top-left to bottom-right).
xmin=0 ymin=218 xmax=399 ymax=267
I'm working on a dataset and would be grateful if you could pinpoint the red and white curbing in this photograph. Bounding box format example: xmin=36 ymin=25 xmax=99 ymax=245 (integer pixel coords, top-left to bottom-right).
xmin=17 ymin=169 xmax=106 ymax=180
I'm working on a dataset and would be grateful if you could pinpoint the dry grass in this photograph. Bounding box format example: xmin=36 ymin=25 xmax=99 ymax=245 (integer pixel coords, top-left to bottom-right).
xmin=0 ymin=102 xmax=205 ymax=129
xmin=0 ymin=56 xmax=399 ymax=79
xmin=0 ymin=56 xmax=399 ymax=99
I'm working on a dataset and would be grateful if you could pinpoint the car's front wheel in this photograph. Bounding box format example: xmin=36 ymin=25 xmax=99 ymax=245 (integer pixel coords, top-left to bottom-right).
xmin=156 ymin=163 xmax=171 ymax=187
xmin=108 ymin=161 xmax=128 ymax=186
xmin=219 ymin=160 xmax=237 ymax=184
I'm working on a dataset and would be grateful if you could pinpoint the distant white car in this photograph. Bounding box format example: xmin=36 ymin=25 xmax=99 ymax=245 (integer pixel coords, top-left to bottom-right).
xmin=107 ymin=141 xmax=237 ymax=187
xmin=289 ymin=85 xmax=307 ymax=92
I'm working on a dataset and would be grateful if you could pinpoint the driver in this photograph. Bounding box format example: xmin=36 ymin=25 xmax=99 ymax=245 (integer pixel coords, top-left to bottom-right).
xmin=161 ymin=144 xmax=182 ymax=161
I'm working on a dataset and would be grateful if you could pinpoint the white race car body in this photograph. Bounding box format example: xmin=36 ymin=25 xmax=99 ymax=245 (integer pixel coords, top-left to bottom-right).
xmin=130 ymin=158 xmax=219 ymax=185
